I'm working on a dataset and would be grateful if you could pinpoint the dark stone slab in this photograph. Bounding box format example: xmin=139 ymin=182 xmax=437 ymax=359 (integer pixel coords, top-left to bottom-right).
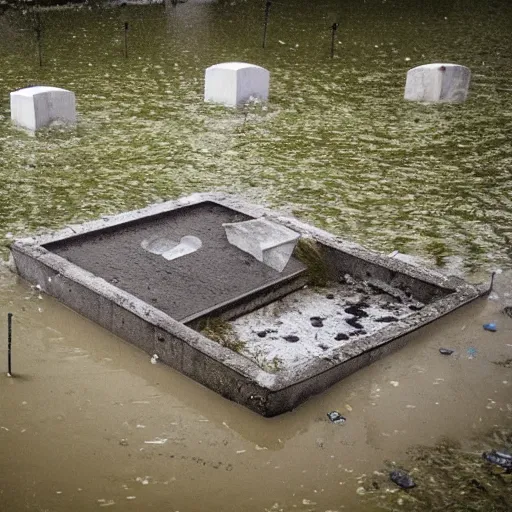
xmin=44 ymin=202 xmax=306 ymax=322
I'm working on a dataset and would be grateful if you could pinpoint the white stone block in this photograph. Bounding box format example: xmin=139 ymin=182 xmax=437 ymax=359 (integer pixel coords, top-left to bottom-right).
xmin=404 ymin=63 xmax=471 ymax=103
xmin=223 ymin=218 xmax=300 ymax=272
xmin=10 ymin=86 xmax=76 ymax=131
xmin=204 ymin=62 xmax=270 ymax=107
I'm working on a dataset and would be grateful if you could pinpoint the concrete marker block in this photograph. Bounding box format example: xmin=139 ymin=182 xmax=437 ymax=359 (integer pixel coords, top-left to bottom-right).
xmin=10 ymin=86 xmax=76 ymax=131
xmin=204 ymin=62 xmax=270 ymax=107
xmin=404 ymin=63 xmax=471 ymax=103
xmin=223 ymin=218 xmax=300 ymax=272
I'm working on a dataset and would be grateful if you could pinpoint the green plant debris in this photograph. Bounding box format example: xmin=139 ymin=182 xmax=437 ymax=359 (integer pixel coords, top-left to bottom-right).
xmin=250 ymin=348 xmax=282 ymax=373
xmin=294 ymin=237 xmax=329 ymax=287
xmin=359 ymin=429 xmax=512 ymax=512
xmin=200 ymin=317 xmax=246 ymax=353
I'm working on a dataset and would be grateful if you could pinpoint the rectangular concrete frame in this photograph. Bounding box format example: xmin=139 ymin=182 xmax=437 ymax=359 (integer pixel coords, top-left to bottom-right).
xmin=9 ymin=193 xmax=488 ymax=416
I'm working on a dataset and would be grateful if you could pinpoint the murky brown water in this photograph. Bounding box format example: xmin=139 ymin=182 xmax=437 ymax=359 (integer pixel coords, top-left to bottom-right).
xmin=1 ymin=0 xmax=512 ymax=510
xmin=1 ymin=263 xmax=511 ymax=511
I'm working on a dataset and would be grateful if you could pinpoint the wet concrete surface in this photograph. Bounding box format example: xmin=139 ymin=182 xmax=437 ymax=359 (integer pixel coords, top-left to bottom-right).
xmin=45 ymin=202 xmax=306 ymax=322
xmin=0 ymin=265 xmax=510 ymax=511
xmin=232 ymin=279 xmax=426 ymax=371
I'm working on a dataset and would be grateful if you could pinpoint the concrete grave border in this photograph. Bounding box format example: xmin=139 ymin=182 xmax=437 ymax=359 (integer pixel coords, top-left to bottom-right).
xmin=9 ymin=193 xmax=488 ymax=416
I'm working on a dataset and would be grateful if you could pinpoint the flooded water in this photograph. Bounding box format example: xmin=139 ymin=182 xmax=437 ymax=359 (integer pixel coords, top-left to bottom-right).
xmin=0 ymin=0 xmax=511 ymax=510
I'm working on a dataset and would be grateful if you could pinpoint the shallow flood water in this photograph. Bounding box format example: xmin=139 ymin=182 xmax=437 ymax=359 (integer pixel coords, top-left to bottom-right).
xmin=0 ymin=0 xmax=511 ymax=510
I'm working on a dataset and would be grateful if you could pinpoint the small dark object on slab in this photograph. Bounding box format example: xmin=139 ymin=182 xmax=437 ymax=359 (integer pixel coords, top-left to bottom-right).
xmin=327 ymin=411 xmax=346 ymax=424
xmin=345 ymin=317 xmax=363 ymax=329
xmin=344 ymin=306 xmax=369 ymax=318
xmin=503 ymin=306 xmax=512 ymax=318
xmin=310 ymin=316 xmax=324 ymax=328
xmin=390 ymin=469 xmax=416 ymax=489
xmin=349 ymin=329 xmax=366 ymax=336
xmin=334 ymin=333 xmax=349 ymax=341
xmin=325 ymin=293 xmax=335 ymax=300
xmin=482 ymin=450 xmax=512 ymax=471
xmin=409 ymin=304 xmax=424 ymax=311
xmin=439 ymin=348 xmax=454 ymax=355
xmin=283 ymin=335 xmax=300 ymax=343
xmin=257 ymin=330 xmax=268 ymax=338
xmin=375 ymin=316 xmax=398 ymax=323
xmin=318 ymin=343 xmax=329 ymax=350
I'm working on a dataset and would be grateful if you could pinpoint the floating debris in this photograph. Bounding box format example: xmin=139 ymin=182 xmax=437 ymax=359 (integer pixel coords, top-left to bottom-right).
xmin=390 ymin=469 xmax=416 ymax=489
xmin=439 ymin=348 xmax=454 ymax=355
xmin=327 ymin=411 xmax=346 ymax=424
xmin=390 ymin=381 xmax=399 ymax=387
xmin=144 ymin=437 xmax=167 ymax=445
xmin=483 ymin=322 xmax=497 ymax=332
xmin=503 ymin=306 xmax=512 ymax=318
xmin=150 ymin=354 xmax=159 ymax=364
xmin=482 ymin=450 xmax=512 ymax=471
xmin=467 ymin=347 xmax=478 ymax=359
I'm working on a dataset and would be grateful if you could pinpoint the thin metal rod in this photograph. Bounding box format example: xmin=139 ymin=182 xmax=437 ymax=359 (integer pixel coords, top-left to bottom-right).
xmin=124 ymin=22 xmax=129 ymax=58
xmin=330 ymin=22 xmax=339 ymax=59
xmin=262 ymin=1 xmax=271 ymax=49
xmin=36 ymin=12 xmax=42 ymax=67
xmin=7 ymin=313 xmax=13 ymax=376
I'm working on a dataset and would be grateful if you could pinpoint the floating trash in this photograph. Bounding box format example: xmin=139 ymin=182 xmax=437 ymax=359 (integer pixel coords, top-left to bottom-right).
xmin=150 ymin=354 xmax=159 ymax=364
xmin=327 ymin=411 xmax=346 ymax=424
xmin=482 ymin=450 xmax=512 ymax=471
xmin=483 ymin=322 xmax=497 ymax=332
xmin=467 ymin=347 xmax=478 ymax=359
xmin=390 ymin=469 xmax=416 ymax=489
xmin=439 ymin=348 xmax=454 ymax=356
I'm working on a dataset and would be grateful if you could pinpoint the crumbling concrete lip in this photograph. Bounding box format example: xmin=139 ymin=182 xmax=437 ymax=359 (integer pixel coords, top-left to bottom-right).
xmin=9 ymin=193 xmax=488 ymax=416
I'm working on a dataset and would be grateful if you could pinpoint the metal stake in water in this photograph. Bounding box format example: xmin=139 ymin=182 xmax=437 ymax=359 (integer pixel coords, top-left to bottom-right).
xmin=35 ymin=12 xmax=42 ymax=67
xmin=330 ymin=22 xmax=339 ymax=59
xmin=262 ymin=1 xmax=272 ymax=49
xmin=7 ymin=313 xmax=13 ymax=377
xmin=124 ymin=22 xmax=129 ymax=58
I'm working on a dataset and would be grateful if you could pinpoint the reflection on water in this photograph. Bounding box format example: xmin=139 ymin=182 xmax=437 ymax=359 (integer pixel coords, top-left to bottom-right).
xmin=0 ymin=1 xmax=511 ymax=510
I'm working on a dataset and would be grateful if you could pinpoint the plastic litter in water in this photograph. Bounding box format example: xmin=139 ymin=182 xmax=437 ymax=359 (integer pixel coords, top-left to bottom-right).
xmin=439 ymin=348 xmax=454 ymax=355
xmin=483 ymin=322 xmax=497 ymax=332
xmin=327 ymin=411 xmax=346 ymax=424
xmin=150 ymin=354 xmax=159 ymax=364
xmin=467 ymin=347 xmax=478 ymax=359
xmin=390 ymin=469 xmax=416 ymax=489
xmin=482 ymin=450 xmax=512 ymax=470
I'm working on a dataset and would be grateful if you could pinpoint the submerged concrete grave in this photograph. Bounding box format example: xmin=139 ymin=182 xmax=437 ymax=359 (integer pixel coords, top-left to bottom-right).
xmin=10 ymin=193 xmax=487 ymax=416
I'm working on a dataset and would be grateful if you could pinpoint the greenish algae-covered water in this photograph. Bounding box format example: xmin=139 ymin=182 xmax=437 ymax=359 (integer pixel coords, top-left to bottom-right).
xmin=0 ymin=1 xmax=511 ymax=511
